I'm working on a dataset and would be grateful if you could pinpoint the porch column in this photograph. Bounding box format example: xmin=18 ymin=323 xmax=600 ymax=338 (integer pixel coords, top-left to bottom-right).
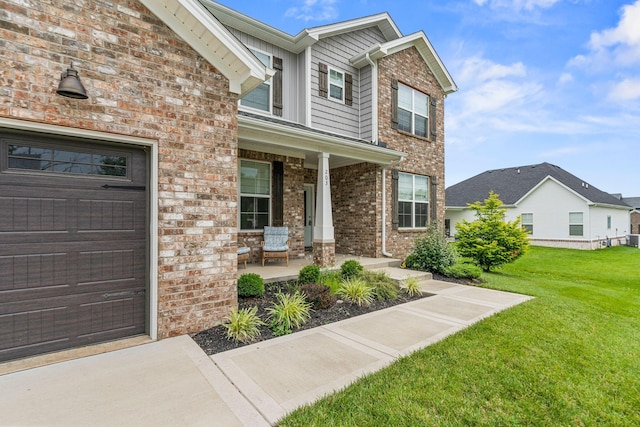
xmin=313 ymin=152 xmax=335 ymax=266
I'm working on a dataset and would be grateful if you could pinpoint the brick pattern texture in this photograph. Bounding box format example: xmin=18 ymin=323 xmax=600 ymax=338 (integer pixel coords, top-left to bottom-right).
xmin=0 ymin=0 xmax=240 ymax=338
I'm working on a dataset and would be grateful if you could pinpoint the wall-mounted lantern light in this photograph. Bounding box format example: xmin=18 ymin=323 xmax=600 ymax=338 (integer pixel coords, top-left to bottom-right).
xmin=56 ymin=62 xmax=88 ymax=99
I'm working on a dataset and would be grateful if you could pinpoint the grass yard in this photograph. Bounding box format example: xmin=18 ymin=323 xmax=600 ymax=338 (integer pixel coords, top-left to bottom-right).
xmin=279 ymin=246 xmax=640 ymax=426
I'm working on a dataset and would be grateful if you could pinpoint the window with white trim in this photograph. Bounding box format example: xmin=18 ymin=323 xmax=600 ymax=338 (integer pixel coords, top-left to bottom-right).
xmin=329 ymin=68 xmax=344 ymax=102
xmin=521 ymin=213 xmax=533 ymax=234
xmin=240 ymin=49 xmax=272 ymax=112
xmin=398 ymin=172 xmax=429 ymax=228
xmin=398 ymin=83 xmax=429 ymax=137
xmin=239 ymin=160 xmax=270 ymax=230
xmin=569 ymin=212 xmax=583 ymax=236
xmin=607 ymin=215 xmax=611 ymax=229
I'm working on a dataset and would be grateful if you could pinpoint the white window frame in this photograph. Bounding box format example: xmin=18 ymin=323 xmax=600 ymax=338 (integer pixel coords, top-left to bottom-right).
xmin=398 ymin=172 xmax=430 ymax=229
xmin=398 ymin=82 xmax=429 ymax=137
xmin=569 ymin=212 xmax=583 ymax=237
xmin=328 ymin=67 xmax=345 ymax=103
xmin=521 ymin=213 xmax=533 ymax=234
xmin=240 ymin=48 xmax=272 ymax=113
xmin=239 ymin=159 xmax=271 ymax=231
xmin=607 ymin=215 xmax=612 ymax=230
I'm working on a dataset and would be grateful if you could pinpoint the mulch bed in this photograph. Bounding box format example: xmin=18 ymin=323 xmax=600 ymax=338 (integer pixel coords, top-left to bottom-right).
xmin=191 ymin=274 xmax=476 ymax=356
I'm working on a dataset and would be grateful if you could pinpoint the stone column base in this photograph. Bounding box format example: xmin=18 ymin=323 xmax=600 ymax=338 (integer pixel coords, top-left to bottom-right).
xmin=313 ymin=241 xmax=335 ymax=267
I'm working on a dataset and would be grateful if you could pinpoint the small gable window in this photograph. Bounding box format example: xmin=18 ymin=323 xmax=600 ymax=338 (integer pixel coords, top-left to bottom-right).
xmin=329 ymin=69 xmax=344 ymax=101
xmin=318 ymin=63 xmax=353 ymax=106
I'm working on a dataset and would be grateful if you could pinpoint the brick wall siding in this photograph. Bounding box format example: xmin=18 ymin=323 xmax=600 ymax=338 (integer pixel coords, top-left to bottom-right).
xmin=238 ymin=149 xmax=305 ymax=264
xmin=377 ymin=47 xmax=446 ymax=260
xmin=1 ymin=0 xmax=240 ymax=337
xmin=631 ymin=212 xmax=640 ymax=235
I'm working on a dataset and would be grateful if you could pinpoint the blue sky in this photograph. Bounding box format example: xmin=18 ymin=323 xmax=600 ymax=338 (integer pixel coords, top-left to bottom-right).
xmin=217 ymin=0 xmax=639 ymax=198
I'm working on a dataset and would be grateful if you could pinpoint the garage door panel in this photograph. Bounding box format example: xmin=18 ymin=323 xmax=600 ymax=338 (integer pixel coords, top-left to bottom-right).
xmin=0 ymin=133 xmax=148 ymax=362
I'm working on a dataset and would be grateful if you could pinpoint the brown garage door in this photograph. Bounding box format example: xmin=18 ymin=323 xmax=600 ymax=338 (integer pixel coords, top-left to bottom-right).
xmin=0 ymin=131 xmax=148 ymax=362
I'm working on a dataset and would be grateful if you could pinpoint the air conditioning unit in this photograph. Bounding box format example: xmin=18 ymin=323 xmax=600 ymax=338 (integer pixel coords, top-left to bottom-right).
xmin=628 ymin=234 xmax=639 ymax=248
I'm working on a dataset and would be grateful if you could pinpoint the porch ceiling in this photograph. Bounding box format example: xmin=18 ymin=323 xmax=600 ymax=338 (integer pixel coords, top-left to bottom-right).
xmin=238 ymin=113 xmax=406 ymax=169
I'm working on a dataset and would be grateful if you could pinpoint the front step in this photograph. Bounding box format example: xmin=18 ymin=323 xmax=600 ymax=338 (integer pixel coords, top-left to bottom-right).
xmin=370 ymin=266 xmax=432 ymax=282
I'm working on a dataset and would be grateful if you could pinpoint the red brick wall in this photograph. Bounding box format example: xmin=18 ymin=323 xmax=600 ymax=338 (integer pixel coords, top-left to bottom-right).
xmin=1 ymin=0 xmax=240 ymax=337
xmin=377 ymin=47 xmax=447 ymax=260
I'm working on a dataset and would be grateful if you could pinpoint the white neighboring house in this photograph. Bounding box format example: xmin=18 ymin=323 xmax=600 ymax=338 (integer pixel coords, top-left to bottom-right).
xmin=445 ymin=163 xmax=631 ymax=250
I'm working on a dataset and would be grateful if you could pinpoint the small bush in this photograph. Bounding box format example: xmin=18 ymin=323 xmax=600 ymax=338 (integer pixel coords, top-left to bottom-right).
xmin=444 ymin=261 xmax=483 ymax=280
xmin=298 ymin=264 xmax=321 ymax=285
xmin=300 ymin=283 xmax=337 ymax=310
xmin=223 ymin=307 xmax=264 ymax=343
xmin=237 ymin=273 xmax=265 ymax=297
xmin=337 ymin=277 xmax=374 ymax=307
xmin=267 ymin=291 xmax=312 ymax=336
xmin=405 ymin=224 xmax=457 ymax=274
xmin=319 ymin=270 xmax=341 ymax=294
xmin=360 ymin=270 xmax=399 ymax=301
xmin=404 ymin=276 xmax=422 ymax=297
xmin=340 ymin=259 xmax=364 ymax=280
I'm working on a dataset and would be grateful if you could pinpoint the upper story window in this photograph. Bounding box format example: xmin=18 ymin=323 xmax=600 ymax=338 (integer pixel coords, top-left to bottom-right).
xmin=318 ymin=63 xmax=353 ymax=106
xmin=329 ymin=68 xmax=344 ymax=101
xmin=392 ymin=79 xmax=437 ymax=141
xmin=398 ymin=83 xmax=429 ymax=137
xmin=240 ymin=49 xmax=283 ymax=116
xmin=241 ymin=49 xmax=272 ymax=113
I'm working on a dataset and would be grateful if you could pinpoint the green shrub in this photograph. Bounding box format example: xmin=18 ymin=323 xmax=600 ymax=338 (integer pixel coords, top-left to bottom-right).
xmin=340 ymin=259 xmax=364 ymax=280
xmin=298 ymin=264 xmax=321 ymax=285
xmin=404 ymin=276 xmax=422 ymax=297
xmin=405 ymin=224 xmax=457 ymax=274
xmin=360 ymin=270 xmax=399 ymax=301
xmin=237 ymin=273 xmax=265 ymax=297
xmin=300 ymin=283 xmax=337 ymax=310
xmin=444 ymin=261 xmax=483 ymax=280
xmin=337 ymin=277 xmax=374 ymax=307
xmin=223 ymin=307 xmax=264 ymax=343
xmin=319 ymin=270 xmax=341 ymax=294
xmin=267 ymin=291 xmax=312 ymax=336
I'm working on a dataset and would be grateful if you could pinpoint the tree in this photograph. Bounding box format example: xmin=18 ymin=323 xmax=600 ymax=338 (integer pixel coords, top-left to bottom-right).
xmin=455 ymin=192 xmax=529 ymax=272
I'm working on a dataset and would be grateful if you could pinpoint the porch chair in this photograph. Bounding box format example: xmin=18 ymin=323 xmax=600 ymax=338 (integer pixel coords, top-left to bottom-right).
xmin=261 ymin=226 xmax=289 ymax=266
xmin=237 ymin=241 xmax=250 ymax=269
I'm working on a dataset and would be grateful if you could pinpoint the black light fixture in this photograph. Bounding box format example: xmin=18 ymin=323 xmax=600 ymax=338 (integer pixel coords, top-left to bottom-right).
xmin=56 ymin=62 xmax=88 ymax=99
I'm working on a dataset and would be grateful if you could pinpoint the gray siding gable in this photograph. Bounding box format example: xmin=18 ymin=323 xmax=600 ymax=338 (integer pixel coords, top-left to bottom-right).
xmin=311 ymin=27 xmax=387 ymax=140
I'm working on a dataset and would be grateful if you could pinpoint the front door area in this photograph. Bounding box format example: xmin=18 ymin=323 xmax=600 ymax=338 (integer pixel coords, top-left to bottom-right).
xmin=0 ymin=131 xmax=148 ymax=362
xmin=304 ymin=184 xmax=314 ymax=247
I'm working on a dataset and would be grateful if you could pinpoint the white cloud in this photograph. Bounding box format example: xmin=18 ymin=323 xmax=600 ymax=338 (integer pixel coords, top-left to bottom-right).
xmin=473 ymin=0 xmax=561 ymax=11
xmin=557 ymin=72 xmax=573 ymax=85
xmin=285 ymin=0 xmax=338 ymax=22
xmin=570 ymin=1 xmax=640 ymax=69
xmin=610 ymin=77 xmax=640 ymax=101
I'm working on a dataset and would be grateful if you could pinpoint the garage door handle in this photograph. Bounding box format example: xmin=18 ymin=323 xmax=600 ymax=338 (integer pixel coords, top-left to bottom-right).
xmin=103 ymin=290 xmax=146 ymax=298
xmin=101 ymin=184 xmax=146 ymax=191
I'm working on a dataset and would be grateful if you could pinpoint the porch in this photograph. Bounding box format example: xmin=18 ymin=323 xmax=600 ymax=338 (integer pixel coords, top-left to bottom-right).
xmin=238 ymin=254 xmax=403 ymax=283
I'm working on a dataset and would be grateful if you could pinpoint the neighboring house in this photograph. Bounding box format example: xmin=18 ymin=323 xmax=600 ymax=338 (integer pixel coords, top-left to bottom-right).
xmin=620 ymin=197 xmax=640 ymax=235
xmin=0 ymin=0 xmax=456 ymax=361
xmin=445 ymin=163 xmax=631 ymax=250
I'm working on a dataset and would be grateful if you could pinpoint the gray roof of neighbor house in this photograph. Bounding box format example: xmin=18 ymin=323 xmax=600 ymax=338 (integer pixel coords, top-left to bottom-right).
xmin=622 ymin=197 xmax=640 ymax=209
xmin=446 ymin=162 xmax=631 ymax=208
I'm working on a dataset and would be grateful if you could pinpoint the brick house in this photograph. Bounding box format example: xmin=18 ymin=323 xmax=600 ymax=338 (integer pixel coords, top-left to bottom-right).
xmin=0 ymin=0 xmax=456 ymax=362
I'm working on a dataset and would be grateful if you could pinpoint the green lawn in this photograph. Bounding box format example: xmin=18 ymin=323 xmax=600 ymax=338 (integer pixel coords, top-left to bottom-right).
xmin=279 ymin=246 xmax=640 ymax=426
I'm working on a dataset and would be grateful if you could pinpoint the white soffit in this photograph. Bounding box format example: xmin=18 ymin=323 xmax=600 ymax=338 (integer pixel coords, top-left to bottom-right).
xmin=140 ymin=0 xmax=272 ymax=95
xmin=352 ymin=31 xmax=458 ymax=95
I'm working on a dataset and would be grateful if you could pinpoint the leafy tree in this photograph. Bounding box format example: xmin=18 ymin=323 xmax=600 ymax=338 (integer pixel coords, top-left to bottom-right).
xmin=455 ymin=192 xmax=529 ymax=272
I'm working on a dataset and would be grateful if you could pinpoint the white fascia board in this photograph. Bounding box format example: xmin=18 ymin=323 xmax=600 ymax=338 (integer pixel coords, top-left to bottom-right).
xmin=306 ymin=13 xmax=402 ymax=42
xmin=141 ymin=0 xmax=271 ymax=95
xmin=238 ymin=115 xmax=405 ymax=165
xmin=352 ymin=32 xmax=458 ymax=95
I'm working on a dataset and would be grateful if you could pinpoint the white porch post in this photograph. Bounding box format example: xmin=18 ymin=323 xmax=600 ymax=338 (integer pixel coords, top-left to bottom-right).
xmin=313 ymin=152 xmax=335 ymax=265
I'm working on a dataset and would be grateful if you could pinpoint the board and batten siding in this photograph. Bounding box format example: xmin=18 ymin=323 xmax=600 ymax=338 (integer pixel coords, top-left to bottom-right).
xmin=359 ymin=65 xmax=373 ymax=141
xmin=227 ymin=28 xmax=299 ymax=122
xmin=311 ymin=27 xmax=387 ymax=139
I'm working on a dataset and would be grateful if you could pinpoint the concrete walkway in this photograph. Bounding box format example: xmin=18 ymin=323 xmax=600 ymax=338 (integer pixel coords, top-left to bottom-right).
xmin=0 ymin=275 xmax=532 ymax=426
